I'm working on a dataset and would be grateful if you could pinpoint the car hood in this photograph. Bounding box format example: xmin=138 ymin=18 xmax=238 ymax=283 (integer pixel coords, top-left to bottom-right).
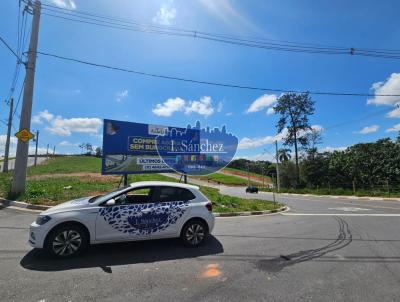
xmin=41 ymin=196 xmax=94 ymax=215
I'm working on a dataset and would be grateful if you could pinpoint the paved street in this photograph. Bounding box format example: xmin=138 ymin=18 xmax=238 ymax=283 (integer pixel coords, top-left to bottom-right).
xmin=1 ymin=194 xmax=400 ymax=302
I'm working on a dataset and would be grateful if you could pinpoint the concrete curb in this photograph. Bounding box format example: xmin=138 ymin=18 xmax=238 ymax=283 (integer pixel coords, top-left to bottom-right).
xmin=0 ymin=198 xmax=51 ymax=211
xmin=260 ymin=192 xmax=400 ymax=202
xmin=1 ymin=198 xmax=288 ymax=217
xmin=214 ymin=206 xmax=288 ymax=217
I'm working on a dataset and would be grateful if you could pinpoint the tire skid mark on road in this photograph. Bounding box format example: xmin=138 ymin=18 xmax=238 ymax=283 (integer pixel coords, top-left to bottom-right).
xmin=254 ymin=217 xmax=352 ymax=273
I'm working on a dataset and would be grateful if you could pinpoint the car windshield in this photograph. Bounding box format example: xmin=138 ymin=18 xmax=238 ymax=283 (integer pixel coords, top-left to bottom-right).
xmin=88 ymin=186 xmax=129 ymax=203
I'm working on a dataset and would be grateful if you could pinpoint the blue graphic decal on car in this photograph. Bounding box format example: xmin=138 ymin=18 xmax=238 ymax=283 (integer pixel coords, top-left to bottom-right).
xmin=99 ymin=201 xmax=190 ymax=235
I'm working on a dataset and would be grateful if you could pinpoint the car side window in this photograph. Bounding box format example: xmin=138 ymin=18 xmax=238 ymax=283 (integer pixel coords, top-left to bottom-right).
xmin=155 ymin=186 xmax=196 ymax=202
xmin=114 ymin=186 xmax=154 ymax=205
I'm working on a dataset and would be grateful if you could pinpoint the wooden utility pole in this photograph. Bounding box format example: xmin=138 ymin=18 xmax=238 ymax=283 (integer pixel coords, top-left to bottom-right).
xmin=34 ymin=130 xmax=39 ymax=166
xmin=3 ymin=98 xmax=13 ymax=172
xmin=275 ymin=140 xmax=281 ymax=192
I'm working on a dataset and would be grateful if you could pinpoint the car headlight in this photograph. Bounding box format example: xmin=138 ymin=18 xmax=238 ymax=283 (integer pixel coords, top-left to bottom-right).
xmin=36 ymin=215 xmax=51 ymax=225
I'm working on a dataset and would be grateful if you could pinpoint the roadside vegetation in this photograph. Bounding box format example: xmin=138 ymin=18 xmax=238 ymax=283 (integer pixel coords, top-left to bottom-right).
xmin=197 ymin=172 xmax=261 ymax=186
xmin=0 ymin=156 xmax=279 ymax=212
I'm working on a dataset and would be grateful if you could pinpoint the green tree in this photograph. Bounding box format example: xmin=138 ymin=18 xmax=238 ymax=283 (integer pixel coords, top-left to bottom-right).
xmin=303 ymin=128 xmax=323 ymax=160
xmin=274 ymin=92 xmax=315 ymax=185
xmin=95 ymin=147 xmax=102 ymax=157
xmin=278 ymin=148 xmax=291 ymax=162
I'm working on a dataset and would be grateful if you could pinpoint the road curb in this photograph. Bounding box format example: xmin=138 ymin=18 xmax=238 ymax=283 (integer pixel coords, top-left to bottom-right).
xmin=261 ymin=192 xmax=400 ymax=202
xmin=0 ymin=198 xmax=51 ymax=211
xmin=1 ymin=198 xmax=288 ymax=217
xmin=214 ymin=206 xmax=288 ymax=217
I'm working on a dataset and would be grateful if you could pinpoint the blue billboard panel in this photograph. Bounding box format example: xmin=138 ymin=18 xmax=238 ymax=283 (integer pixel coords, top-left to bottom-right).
xmin=155 ymin=122 xmax=238 ymax=176
xmin=102 ymin=119 xmax=238 ymax=176
xmin=102 ymin=120 xmax=174 ymax=174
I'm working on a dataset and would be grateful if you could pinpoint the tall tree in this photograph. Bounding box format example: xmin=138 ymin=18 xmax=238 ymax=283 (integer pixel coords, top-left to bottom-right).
xmin=303 ymin=127 xmax=323 ymax=160
xmin=278 ymin=148 xmax=292 ymax=162
xmin=274 ymin=92 xmax=315 ymax=184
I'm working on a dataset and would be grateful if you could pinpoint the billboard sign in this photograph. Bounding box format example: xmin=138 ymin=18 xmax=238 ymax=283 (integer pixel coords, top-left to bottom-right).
xmin=102 ymin=119 xmax=238 ymax=176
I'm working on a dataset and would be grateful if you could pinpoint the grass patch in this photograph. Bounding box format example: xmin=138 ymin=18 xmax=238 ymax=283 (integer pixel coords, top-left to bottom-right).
xmin=259 ymin=187 xmax=400 ymax=198
xmin=0 ymin=155 xmax=280 ymax=212
xmin=198 ymin=172 xmax=260 ymax=186
xmin=27 ymin=156 xmax=102 ymax=175
xmin=224 ymin=167 xmax=270 ymax=179
xmin=3 ymin=175 xmax=280 ymax=212
xmin=199 ymin=186 xmax=280 ymax=213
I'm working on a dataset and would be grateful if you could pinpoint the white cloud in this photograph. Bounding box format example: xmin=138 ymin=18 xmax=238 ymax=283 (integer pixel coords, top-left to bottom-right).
xmin=0 ymin=135 xmax=17 ymax=147
xmin=199 ymin=0 xmax=257 ymax=31
xmin=226 ymin=112 xmax=233 ymax=116
xmin=152 ymin=96 xmax=215 ymax=117
xmin=310 ymin=125 xmax=324 ymax=132
xmin=386 ymin=124 xmax=400 ymax=133
xmin=238 ymin=135 xmax=278 ymax=150
xmin=217 ymin=101 xmax=223 ymax=113
xmin=116 ymin=89 xmax=129 ymax=102
xmin=367 ymin=73 xmax=400 ymax=106
xmin=320 ymin=146 xmax=347 ymax=153
xmin=235 ymin=152 xmax=275 ymax=162
xmin=387 ymin=106 xmax=400 ymax=118
xmin=32 ymin=110 xmax=54 ymax=124
xmin=59 ymin=141 xmax=78 ymax=147
xmin=152 ymin=97 xmax=186 ymax=117
xmin=238 ymin=125 xmax=322 ymax=150
xmin=246 ymin=94 xmax=277 ymax=114
xmin=355 ymin=125 xmax=380 ymax=134
xmin=185 ymin=96 xmax=214 ymax=117
xmin=46 ymin=116 xmax=102 ymax=136
xmin=33 ymin=110 xmax=102 ymax=137
xmin=266 ymin=107 xmax=275 ymax=115
xmin=28 ymin=147 xmax=48 ymax=155
xmin=153 ymin=1 xmax=177 ymax=25
xmin=51 ymin=0 xmax=76 ymax=9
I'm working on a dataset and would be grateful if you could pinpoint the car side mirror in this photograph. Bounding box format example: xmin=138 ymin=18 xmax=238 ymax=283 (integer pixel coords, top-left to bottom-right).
xmin=105 ymin=199 xmax=116 ymax=206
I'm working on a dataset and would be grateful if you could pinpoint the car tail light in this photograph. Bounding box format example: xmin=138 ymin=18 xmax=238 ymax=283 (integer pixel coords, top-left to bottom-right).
xmin=205 ymin=202 xmax=212 ymax=212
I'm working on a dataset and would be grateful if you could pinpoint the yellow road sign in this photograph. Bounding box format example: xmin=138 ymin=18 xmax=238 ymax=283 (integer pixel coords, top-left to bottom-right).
xmin=15 ymin=129 xmax=34 ymax=142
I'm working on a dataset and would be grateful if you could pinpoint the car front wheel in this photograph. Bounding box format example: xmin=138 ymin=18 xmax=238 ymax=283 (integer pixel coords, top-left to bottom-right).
xmin=181 ymin=220 xmax=207 ymax=247
xmin=45 ymin=224 xmax=88 ymax=258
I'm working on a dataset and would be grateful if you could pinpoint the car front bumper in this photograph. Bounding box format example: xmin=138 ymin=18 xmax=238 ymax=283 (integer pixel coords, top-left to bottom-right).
xmin=29 ymin=222 xmax=48 ymax=249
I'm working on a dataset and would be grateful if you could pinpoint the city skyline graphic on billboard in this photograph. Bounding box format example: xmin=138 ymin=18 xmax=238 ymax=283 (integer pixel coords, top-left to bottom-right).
xmin=101 ymin=119 xmax=238 ymax=176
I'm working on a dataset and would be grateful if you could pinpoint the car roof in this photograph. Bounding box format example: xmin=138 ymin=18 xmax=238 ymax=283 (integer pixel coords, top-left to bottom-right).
xmin=129 ymin=181 xmax=199 ymax=190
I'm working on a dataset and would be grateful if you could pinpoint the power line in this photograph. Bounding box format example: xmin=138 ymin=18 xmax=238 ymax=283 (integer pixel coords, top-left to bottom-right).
xmin=0 ymin=35 xmax=23 ymax=63
xmin=37 ymin=1 xmax=400 ymax=60
xmin=36 ymin=51 xmax=400 ymax=97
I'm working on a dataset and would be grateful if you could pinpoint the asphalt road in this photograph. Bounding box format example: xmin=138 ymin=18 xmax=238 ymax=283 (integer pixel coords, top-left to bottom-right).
xmin=1 ymin=192 xmax=400 ymax=302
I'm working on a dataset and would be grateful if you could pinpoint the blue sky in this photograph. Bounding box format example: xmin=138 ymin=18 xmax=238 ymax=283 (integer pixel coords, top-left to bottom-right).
xmin=1 ymin=0 xmax=400 ymax=160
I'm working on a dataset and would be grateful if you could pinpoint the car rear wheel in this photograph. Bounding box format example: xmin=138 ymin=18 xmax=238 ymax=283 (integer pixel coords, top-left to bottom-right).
xmin=181 ymin=220 xmax=207 ymax=247
xmin=45 ymin=224 xmax=88 ymax=258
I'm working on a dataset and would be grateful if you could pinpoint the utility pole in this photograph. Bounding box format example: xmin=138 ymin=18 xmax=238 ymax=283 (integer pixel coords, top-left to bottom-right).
xmin=34 ymin=130 xmax=39 ymax=166
xmin=53 ymin=145 xmax=55 ymax=156
xmin=261 ymin=166 xmax=265 ymax=188
xmin=46 ymin=143 xmax=49 ymax=157
xmin=11 ymin=1 xmax=41 ymax=195
xmin=3 ymin=98 xmax=13 ymax=172
xmin=275 ymin=140 xmax=281 ymax=192
xmin=247 ymin=162 xmax=250 ymax=187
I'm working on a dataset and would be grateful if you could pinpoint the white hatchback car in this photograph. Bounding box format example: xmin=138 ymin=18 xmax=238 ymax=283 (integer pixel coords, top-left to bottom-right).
xmin=29 ymin=181 xmax=215 ymax=258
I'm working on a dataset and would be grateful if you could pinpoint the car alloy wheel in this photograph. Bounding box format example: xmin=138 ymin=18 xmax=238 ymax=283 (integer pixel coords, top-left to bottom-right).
xmin=185 ymin=222 xmax=205 ymax=246
xmin=52 ymin=230 xmax=82 ymax=256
